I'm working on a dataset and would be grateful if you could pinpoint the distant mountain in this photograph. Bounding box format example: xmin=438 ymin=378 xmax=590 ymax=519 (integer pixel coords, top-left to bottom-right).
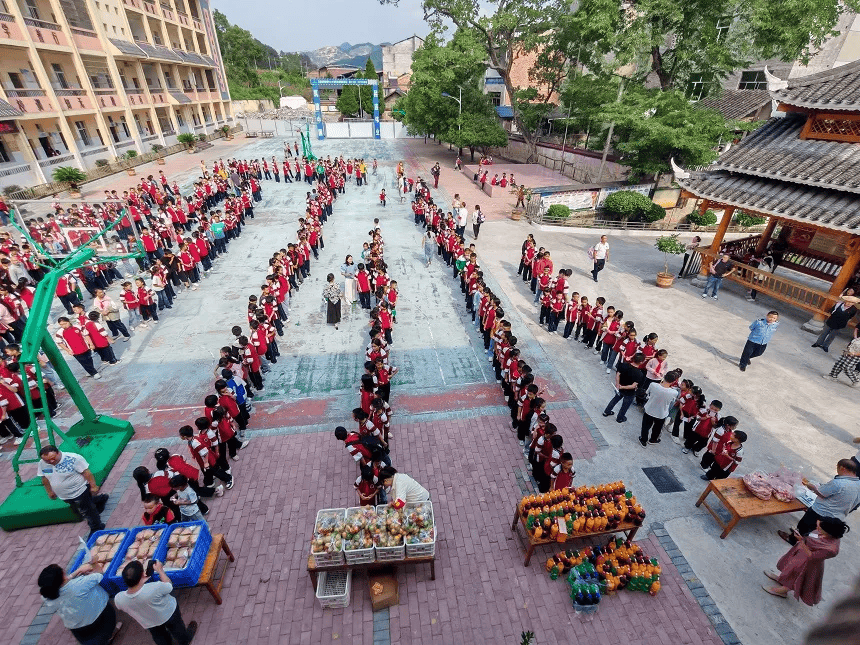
xmin=304 ymin=41 xmax=385 ymax=71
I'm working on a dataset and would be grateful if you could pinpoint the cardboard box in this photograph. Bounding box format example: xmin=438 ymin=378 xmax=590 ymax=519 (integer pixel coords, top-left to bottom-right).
xmin=368 ymin=573 xmax=399 ymax=611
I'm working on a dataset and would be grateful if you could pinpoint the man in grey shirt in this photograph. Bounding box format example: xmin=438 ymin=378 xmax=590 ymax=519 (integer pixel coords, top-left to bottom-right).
xmin=115 ymin=560 xmax=197 ymax=645
xmin=639 ymin=371 xmax=680 ymax=447
xmin=778 ymin=458 xmax=860 ymax=544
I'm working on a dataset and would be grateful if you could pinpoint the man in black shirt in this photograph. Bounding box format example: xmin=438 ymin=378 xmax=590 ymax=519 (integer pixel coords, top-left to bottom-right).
xmin=601 ymin=352 xmax=645 ymax=423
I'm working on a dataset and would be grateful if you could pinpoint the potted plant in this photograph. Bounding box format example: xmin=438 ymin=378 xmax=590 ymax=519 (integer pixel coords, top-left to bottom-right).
xmin=151 ymin=143 xmax=165 ymax=165
xmin=220 ymin=124 xmax=231 ymax=139
xmin=177 ymin=132 xmax=196 ymax=152
xmin=654 ymin=234 xmax=687 ymax=288
xmin=118 ymin=150 xmax=138 ymax=176
xmin=197 ymin=133 xmax=207 ymax=143
xmin=94 ymin=159 xmax=109 ymax=168
xmin=52 ymin=166 xmax=87 ymax=198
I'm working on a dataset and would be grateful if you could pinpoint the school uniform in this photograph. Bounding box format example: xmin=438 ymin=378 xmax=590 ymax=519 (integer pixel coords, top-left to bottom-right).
xmin=56 ymin=326 xmax=98 ymax=376
xmin=186 ymin=432 xmax=232 ymax=487
xmin=704 ymin=440 xmax=743 ymax=480
xmin=83 ymin=320 xmax=118 ymax=365
xmin=684 ymin=409 xmax=720 ymax=453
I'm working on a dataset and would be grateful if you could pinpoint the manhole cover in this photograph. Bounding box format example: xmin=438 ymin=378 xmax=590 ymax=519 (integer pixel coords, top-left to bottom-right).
xmin=642 ymin=466 xmax=686 ymax=493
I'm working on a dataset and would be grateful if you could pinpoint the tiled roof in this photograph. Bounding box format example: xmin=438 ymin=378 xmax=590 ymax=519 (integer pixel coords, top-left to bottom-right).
xmin=109 ymin=38 xmax=147 ymax=57
xmin=168 ymin=90 xmax=192 ymax=104
xmin=0 ymin=99 xmax=23 ymax=118
xmin=678 ymin=171 xmax=860 ymax=232
xmin=495 ymin=105 xmax=514 ymax=118
xmin=152 ymin=45 xmax=182 ymax=62
xmin=772 ymin=58 xmax=860 ymax=111
xmin=698 ymin=89 xmax=771 ymax=120
xmin=712 ymin=114 xmax=860 ymax=193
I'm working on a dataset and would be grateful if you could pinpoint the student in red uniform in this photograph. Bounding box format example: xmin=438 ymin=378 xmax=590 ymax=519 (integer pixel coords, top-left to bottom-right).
xmin=379 ymin=189 xmax=387 ymax=206
xmin=55 ymin=317 xmax=99 ymax=378
xmin=683 ymin=400 xmax=722 ymax=455
xmin=551 ymin=453 xmax=575 ymax=491
xmin=538 ymin=434 xmax=564 ymax=493
xmin=700 ymin=416 xmax=739 ymax=472
xmin=83 ymin=311 xmax=120 ymax=366
xmin=141 ymin=493 xmax=177 ymax=526
xmin=120 ymin=281 xmax=145 ymax=330
xmin=134 ymin=277 xmax=159 ymax=324
xmin=239 ymin=335 xmax=263 ymax=391
xmin=355 ymin=467 xmax=381 ymax=506
xmin=214 ymin=379 xmax=248 ymax=431
xmin=179 ymin=425 xmax=233 ymax=489
xmin=702 ymin=430 xmax=746 ymax=480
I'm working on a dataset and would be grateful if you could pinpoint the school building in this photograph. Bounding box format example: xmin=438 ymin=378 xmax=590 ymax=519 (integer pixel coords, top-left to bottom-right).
xmin=0 ymin=0 xmax=232 ymax=189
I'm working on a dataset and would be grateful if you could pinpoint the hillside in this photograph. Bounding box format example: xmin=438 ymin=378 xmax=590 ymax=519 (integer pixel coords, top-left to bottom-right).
xmin=304 ymin=41 xmax=386 ymax=70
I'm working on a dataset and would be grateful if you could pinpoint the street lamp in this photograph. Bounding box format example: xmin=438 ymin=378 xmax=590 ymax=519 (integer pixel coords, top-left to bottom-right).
xmin=441 ymin=87 xmax=462 ymax=131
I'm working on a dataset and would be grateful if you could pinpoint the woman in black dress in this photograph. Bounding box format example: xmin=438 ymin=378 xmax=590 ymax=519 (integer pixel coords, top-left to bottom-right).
xmin=323 ymin=273 xmax=341 ymax=329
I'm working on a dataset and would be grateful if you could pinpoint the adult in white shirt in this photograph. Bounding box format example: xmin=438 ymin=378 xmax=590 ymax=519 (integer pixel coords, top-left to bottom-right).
xmin=590 ymin=235 xmax=610 ymax=282
xmin=379 ymin=466 xmax=430 ymax=504
xmin=115 ymin=560 xmax=197 ymax=645
xmin=38 ymin=446 xmax=108 ymax=536
xmin=639 ymin=371 xmax=679 ymax=447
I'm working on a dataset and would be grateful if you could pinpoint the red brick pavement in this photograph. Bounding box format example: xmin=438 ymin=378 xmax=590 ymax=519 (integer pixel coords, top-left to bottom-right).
xmin=7 ymin=404 xmax=718 ymax=645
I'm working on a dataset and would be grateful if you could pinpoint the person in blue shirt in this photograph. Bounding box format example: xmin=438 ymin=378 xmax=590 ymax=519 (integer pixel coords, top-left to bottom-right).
xmin=39 ymin=562 xmax=121 ymax=645
xmin=739 ymin=310 xmax=779 ymax=372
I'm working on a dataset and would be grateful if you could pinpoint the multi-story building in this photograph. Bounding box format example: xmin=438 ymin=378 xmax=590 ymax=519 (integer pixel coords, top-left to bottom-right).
xmin=0 ymin=0 xmax=231 ymax=189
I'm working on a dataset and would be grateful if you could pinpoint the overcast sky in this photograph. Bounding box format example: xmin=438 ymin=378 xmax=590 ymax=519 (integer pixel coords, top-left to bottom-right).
xmin=210 ymin=0 xmax=430 ymax=53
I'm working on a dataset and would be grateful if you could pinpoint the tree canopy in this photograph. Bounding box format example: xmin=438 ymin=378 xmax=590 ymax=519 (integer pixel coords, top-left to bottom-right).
xmin=335 ymin=59 xmax=377 ymax=117
xmin=394 ymin=31 xmax=507 ymax=159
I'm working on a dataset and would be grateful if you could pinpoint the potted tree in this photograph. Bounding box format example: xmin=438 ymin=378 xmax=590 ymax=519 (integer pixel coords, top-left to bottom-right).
xmin=52 ymin=166 xmax=87 ymax=198
xmin=177 ymin=132 xmax=196 ymax=152
xmin=220 ymin=124 xmax=231 ymax=140
xmin=118 ymin=150 xmax=138 ymax=176
xmin=151 ymin=143 xmax=165 ymax=165
xmin=654 ymin=234 xmax=687 ymax=288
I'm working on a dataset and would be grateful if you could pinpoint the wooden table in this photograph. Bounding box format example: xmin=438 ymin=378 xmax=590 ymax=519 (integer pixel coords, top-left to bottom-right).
xmin=510 ymin=505 xmax=640 ymax=566
xmin=306 ymin=553 xmax=435 ymax=590
xmin=695 ymin=478 xmax=806 ymax=538
xmin=189 ymin=534 xmax=234 ymax=604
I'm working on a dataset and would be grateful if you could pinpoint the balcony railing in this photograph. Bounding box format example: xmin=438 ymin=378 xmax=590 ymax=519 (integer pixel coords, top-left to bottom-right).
xmin=162 ymin=129 xmax=175 ymax=136
xmin=124 ymin=88 xmax=145 ymax=94
xmin=141 ymin=134 xmax=159 ymax=142
xmin=70 ymin=26 xmax=97 ymax=37
xmin=38 ymin=153 xmax=76 ymax=168
xmin=115 ymin=139 xmax=136 ymax=149
xmin=54 ymin=87 xmax=88 ymax=96
xmin=80 ymin=146 xmax=108 ymax=157
xmin=147 ymin=86 xmax=164 ymax=92
xmin=0 ymin=162 xmax=33 ymax=178
xmin=23 ymin=17 xmax=61 ymax=30
xmin=5 ymin=88 xmax=47 ymax=97
xmin=0 ymin=12 xmax=15 ymax=23
xmin=93 ymin=88 xmax=117 ymax=94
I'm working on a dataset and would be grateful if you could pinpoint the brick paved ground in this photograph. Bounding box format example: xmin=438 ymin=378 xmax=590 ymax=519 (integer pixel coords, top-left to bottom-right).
xmin=0 ymin=138 xmax=725 ymax=645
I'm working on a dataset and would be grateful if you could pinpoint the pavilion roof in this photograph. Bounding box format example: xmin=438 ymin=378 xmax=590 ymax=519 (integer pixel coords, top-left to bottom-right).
xmin=771 ymin=58 xmax=860 ymax=111
xmin=698 ymin=89 xmax=771 ymax=121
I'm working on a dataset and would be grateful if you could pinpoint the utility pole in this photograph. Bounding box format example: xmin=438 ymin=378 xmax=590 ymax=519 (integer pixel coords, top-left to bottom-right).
xmin=596 ymin=79 xmax=624 ymax=183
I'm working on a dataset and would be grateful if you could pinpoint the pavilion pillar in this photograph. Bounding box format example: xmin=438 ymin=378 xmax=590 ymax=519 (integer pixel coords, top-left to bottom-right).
xmin=802 ymin=236 xmax=860 ymax=332
xmin=692 ymin=203 xmax=734 ymax=287
xmin=754 ymin=216 xmax=779 ymax=255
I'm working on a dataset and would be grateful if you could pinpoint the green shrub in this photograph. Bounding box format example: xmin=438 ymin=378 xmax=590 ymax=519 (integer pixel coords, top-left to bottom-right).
xmin=687 ymin=209 xmax=717 ymax=226
xmin=735 ymin=211 xmax=766 ymax=227
xmin=94 ymin=159 xmax=109 ymax=167
xmin=602 ymin=190 xmax=654 ymax=221
xmin=197 ymin=133 xmax=207 ymax=142
xmin=124 ymin=150 xmax=137 ymax=159
xmin=546 ymin=204 xmax=571 ymax=220
xmin=177 ymin=132 xmax=196 ymax=147
xmin=52 ymin=166 xmax=87 ymax=184
xmin=643 ymin=202 xmax=666 ymax=222
xmin=2 ymin=185 xmax=23 ymax=197
xmin=151 ymin=144 xmax=164 ymax=154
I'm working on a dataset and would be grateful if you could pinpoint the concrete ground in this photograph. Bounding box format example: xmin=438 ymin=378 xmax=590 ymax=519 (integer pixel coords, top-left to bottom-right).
xmin=0 ymin=136 xmax=851 ymax=645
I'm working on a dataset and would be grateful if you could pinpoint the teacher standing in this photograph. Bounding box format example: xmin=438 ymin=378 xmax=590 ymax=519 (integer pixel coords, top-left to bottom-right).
xmin=590 ymin=235 xmax=610 ymax=282
xmin=323 ymin=273 xmax=341 ymax=330
xmin=340 ymin=255 xmax=357 ymax=305
xmin=39 ymin=562 xmax=121 ymax=645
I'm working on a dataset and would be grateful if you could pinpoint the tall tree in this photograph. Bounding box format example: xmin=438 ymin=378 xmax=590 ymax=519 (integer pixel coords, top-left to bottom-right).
xmin=381 ymin=0 xmax=567 ymax=161
xmin=335 ymin=60 xmax=376 ymax=118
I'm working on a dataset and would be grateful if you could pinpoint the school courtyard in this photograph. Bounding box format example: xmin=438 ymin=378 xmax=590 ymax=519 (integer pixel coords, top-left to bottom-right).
xmin=0 ymin=136 xmax=855 ymax=645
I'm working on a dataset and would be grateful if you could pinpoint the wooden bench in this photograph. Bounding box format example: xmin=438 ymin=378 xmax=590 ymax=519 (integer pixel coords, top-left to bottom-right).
xmin=695 ymin=478 xmax=806 ymax=539
xmin=194 ymin=534 xmax=234 ymax=604
xmin=259 ymin=131 xmax=275 ymax=138
xmin=245 ymin=131 xmax=258 ymax=138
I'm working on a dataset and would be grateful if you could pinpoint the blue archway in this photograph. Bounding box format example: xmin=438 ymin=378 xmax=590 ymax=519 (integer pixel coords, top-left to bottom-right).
xmin=310 ymin=78 xmax=380 ymax=140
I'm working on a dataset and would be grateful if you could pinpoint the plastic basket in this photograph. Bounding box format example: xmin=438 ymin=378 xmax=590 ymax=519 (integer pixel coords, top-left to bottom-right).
xmin=374 ymin=538 xmax=405 ymax=562
xmin=343 ymin=542 xmax=375 ymax=565
xmin=68 ymin=528 xmax=130 ymax=595
xmin=154 ymin=521 xmax=212 ymax=587
xmin=403 ymin=502 xmax=436 ymax=558
xmin=311 ymin=508 xmax=346 ymax=566
xmin=316 ymin=570 xmax=351 ymax=609
xmin=105 ymin=525 xmax=170 ymax=592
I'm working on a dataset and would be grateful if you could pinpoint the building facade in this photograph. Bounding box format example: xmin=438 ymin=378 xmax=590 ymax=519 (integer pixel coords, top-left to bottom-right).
xmin=0 ymin=0 xmax=231 ymax=189
xmin=381 ymin=35 xmax=422 ymax=94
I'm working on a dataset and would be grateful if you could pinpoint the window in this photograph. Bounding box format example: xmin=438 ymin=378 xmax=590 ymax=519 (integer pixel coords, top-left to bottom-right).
xmin=715 ymin=16 xmax=731 ymax=41
xmin=74 ymin=120 xmax=91 ymax=146
xmin=51 ymin=63 xmax=68 ymax=89
xmin=175 ymin=111 xmax=184 ymax=126
xmin=8 ymin=72 xmax=23 ymax=89
xmin=738 ymin=70 xmax=767 ymax=90
xmin=487 ymin=91 xmax=501 ymax=107
xmin=687 ymin=73 xmax=711 ymax=100
xmin=119 ymin=115 xmax=130 ymax=137
xmin=164 ymin=71 xmax=173 ymax=88
xmin=25 ymin=0 xmax=40 ymax=19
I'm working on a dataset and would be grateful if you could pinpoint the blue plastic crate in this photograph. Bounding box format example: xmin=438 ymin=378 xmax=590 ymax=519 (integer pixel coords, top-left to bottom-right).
xmin=154 ymin=521 xmax=212 ymax=587
xmin=105 ymin=524 xmax=170 ymax=592
xmin=67 ymin=528 xmax=130 ymax=595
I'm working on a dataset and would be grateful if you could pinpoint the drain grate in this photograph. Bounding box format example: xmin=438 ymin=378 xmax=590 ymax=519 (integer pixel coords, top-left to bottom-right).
xmin=642 ymin=466 xmax=686 ymax=493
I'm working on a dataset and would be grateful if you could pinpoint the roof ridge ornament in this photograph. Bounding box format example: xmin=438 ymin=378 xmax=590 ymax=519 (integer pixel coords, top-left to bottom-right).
xmin=764 ymin=66 xmax=788 ymax=92
xmin=670 ymin=157 xmax=689 ymax=180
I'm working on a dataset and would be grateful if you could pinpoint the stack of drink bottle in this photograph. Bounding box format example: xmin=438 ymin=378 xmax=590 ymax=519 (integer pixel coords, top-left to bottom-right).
xmin=568 ymin=562 xmax=602 ymax=615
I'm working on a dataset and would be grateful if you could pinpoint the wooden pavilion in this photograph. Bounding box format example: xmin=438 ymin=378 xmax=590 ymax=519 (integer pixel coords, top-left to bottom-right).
xmin=676 ymin=63 xmax=860 ymax=330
